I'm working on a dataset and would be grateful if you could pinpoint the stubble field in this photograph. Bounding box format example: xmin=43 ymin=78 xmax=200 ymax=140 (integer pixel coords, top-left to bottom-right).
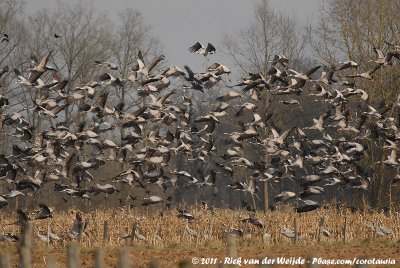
xmin=0 ymin=206 xmax=399 ymax=267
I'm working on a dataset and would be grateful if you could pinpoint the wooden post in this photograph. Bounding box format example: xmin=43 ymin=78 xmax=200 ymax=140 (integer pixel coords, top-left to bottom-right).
xmin=180 ymin=223 xmax=186 ymax=243
xmin=372 ymin=220 xmax=377 ymax=241
xmin=208 ymin=218 xmax=214 ymax=238
xmin=263 ymin=182 xmax=269 ymax=214
xmin=67 ymin=243 xmax=80 ymax=268
xmin=342 ymin=215 xmax=347 ymax=244
xmin=46 ymin=259 xmax=58 ymax=268
xmin=77 ymin=221 xmax=84 ymax=244
xmin=388 ymin=184 xmax=393 ymax=216
xmin=19 ymin=222 xmax=32 ymax=268
xmin=47 ymin=221 xmax=51 ymax=247
xmin=258 ymin=261 xmax=272 ymax=268
xmin=262 ymin=220 xmax=269 ymax=244
xmin=226 ymin=236 xmax=238 ymax=267
xmin=0 ymin=254 xmax=11 ymax=268
xmin=151 ymin=220 xmax=160 ymax=245
xmin=148 ymin=259 xmax=160 ymax=268
xmin=94 ymin=248 xmax=104 ymax=268
xmin=103 ymin=221 xmax=109 ymax=243
xmin=251 ymin=194 xmax=257 ymax=214
xmin=117 ymin=248 xmax=130 ymax=268
xmin=19 ymin=247 xmax=32 ymax=268
xmin=178 ymin=260 xmax=192 ymax=268
xmin=130 ymin=223 xmax=136 ymax=243
xmin=294 ymin=217 xmax=298 ymax=244
xmin=356 ymin=264 xmax=368 ymax=268
xmin=317 ymin=217 xmax=325 ymax=243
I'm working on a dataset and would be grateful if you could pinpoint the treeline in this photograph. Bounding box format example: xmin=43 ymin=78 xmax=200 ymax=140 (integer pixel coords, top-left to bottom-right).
xmin=0 ymin=0 xmax=399 ymax=213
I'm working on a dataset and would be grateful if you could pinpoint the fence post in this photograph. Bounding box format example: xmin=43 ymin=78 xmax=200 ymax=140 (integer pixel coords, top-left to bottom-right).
xmin=263 ymin=181 xmax=269 ymax=214
xmin=342 ymin=215 xmax=347 ymax=244
xmin=294 ymin=218 xmax=298 ymax=244
xmin=178 ymin=260 xmax=192 ymax=268
xmin=0 ymin=254 xmax=11 ymax=268
xmin=226 ymin=236 xmax=238 ymax=267
xmin=227 ymin=236 xmax=237 ymax=258
xmin=103 ymin=221 xmax=109 ymax=243
xmin=46 ymin=258 xmax=58 ymax=268
xmin=151 ymin=220 xmax=160 ymax=245
xmin=130 ymin=223 xmax=137 ymax=244
xmin=262 ymin=220 xmax=269 ymax=244
xmin=317 ymin=218 xmax=325 ymax=243
xmin=47 ymin=221 xmax=51 ymax=247
xmin=372 ymin=220 xmax=376 ymax=241
xmin=148 ymin=259 xmax=160 ymax=268
xmin=19 ymin=221 xmax=32 ymax=268
xmin=67 ymin=242 xmax=80 ymax=268
xmin=180 ymin=222 xmax=186 ymax=242
xmin=94 ymin=248 xmax=104 ymax=268
xmin=208 ymin=218 xmax=214 ymax=238
xmin=117 ymin=248 xmax=130 ymax=268
xmin=77 ymin=220 xmax=85 ymax=244
xmin=356 ymin=264 xmax=368 ymax=268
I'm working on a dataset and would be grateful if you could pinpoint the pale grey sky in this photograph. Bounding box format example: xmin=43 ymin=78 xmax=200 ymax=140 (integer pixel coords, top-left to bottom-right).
xmin=25 ymin=0 xmax=320 ymax=72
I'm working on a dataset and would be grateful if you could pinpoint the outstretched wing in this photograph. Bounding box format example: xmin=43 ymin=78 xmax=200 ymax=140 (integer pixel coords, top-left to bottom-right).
xmin=137 ymin=50 xmax=144 ymax=62
xmin=184 ymin=65 xmax=195 ymax=80
xmin=205 ymin=43 xmax=216 ymax=55
xmin=305 ymin=65 xmax=322 ymax=77
xmin=189 ymin=42 xmax=203 ymax=53
xmin=39 ymin=203 xmax=51 ymax=214
xmin=367 ymin=64 xmax=381 ymax=75
xmin=146 ymin=54 xmax=165 ymax=74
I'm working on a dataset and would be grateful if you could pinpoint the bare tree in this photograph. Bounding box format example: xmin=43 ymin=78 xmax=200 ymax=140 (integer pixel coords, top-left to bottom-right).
xmin=222 ymin=0 xmax=308 ymax=212
xmin=0 ymin=0 xmax=26 ymax=64
xmin=311 ymin=0 xmax=400 ymax=65
xmin=310 ymin=0 xmax=400 ymax=208
xmin=223 ymin=0 xmax=306 ymax=76
xmin=111 ymin=8 xmax=163 ymax=107
xmin=49 ymin=2 xmax=113 ymax=85
xmin=24 ymin=1 xmax=114 ymax=129
xmin=0 ymin=0 xmax=28 ymax=153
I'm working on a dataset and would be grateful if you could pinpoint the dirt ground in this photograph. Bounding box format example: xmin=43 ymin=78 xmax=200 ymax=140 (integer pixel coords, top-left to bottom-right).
xmin=1 ymin=241 xmax=399 ymax=268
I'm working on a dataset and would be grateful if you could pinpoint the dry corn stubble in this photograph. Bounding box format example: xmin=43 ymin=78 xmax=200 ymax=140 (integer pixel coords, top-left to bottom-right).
xmin=0 ymin=205 xmax=398 ymax=250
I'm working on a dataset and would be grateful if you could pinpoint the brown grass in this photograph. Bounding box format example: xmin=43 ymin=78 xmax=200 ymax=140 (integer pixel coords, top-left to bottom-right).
xmin=1 ymin=206 xmax=399 ymax=247
xmin=1 ymin=206 xmax=399 ymax=267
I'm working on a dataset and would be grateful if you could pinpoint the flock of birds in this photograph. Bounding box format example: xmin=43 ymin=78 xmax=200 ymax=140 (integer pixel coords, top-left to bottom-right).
xmin=0 ymin=35 xmax=400 ymax=242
